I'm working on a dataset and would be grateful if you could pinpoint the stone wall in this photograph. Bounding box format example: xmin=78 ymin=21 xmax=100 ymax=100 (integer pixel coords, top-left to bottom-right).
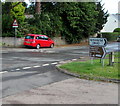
xmin=1 ymin=37 xmax=68 ymax=47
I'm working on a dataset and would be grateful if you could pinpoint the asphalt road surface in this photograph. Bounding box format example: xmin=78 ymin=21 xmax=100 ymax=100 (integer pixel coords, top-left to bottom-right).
xmin=1 ymin=42 xmax=119 ymax=99
xmin=1 ymin=45 xmax=89 ymax=98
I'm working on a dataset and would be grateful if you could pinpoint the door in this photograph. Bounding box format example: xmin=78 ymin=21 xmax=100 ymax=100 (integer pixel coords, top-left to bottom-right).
xmin=35 ymin=36 xmax=45 ymax=47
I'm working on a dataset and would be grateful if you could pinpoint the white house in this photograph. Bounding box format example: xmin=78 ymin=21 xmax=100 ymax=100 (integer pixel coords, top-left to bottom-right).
xmin=101 ymin=14 xmax=120 ymax=32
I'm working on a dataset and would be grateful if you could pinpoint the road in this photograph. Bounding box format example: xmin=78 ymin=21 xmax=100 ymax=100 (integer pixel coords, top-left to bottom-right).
xmin=1 ymin=42 xmax=119 ymax=104
xmin=1 ymin=45 xmax=89 ymax=98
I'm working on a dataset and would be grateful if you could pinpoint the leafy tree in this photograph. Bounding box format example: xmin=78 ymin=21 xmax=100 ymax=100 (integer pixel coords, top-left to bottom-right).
xmin=2 ymin=2 xmax=22 ymax=14
xmin=25 ymin=2 xmax=35 ymax=14
xmin=10 ymin=2 xmax=25 ymax=23
xmin=95 ymin=2 xmax=109 ymax=32
xmin=46 ymin=2 xmax=98 ymax=43
xmin=35 ymin=0 xmax=41 ymax=14
xmin=2 ymin=2 xmax=26 ymax=37
xmin=26 ymin=2 xmax=108 ymax=43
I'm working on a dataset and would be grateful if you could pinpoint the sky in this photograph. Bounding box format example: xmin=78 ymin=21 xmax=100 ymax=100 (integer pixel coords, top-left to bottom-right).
xmin=101 ymin=0 xmax=119 ymax=14
xmin=25 ymin=0 xmax=119 ymax=14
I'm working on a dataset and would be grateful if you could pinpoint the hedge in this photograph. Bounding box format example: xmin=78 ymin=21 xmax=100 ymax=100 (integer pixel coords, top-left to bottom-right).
xmin=100 ymin=32 xmax=119 ymax=41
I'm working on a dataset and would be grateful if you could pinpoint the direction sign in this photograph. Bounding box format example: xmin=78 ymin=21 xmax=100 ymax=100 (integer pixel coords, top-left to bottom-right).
xmin=89 ymin=46 xmax=106 ymax=59
xmin=89 ymin=38 xmax=107 ymax=47
xmin=12 ymin=19 xmax=18 ymax=28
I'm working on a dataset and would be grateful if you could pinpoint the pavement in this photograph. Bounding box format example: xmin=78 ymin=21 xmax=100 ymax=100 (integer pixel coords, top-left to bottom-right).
xmin=1 ymin=78 xmax=118 ymax=104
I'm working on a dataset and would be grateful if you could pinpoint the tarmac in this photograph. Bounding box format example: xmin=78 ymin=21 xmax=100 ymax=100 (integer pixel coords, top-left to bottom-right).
xmin=1 ymin=46 xmax=119 ymax=104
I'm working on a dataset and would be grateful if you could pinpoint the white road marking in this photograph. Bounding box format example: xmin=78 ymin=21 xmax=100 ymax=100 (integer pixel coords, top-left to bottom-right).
xmin=33 ymin=65 xmax=41 ymax=68
xmin=0 ymin=71 xmax=7 ymax=74
xmin=51 ymin=62 xmax=58 ymax=65
xmin=42 ymin=64 xmax=49 ymax=66
xmin=23 ymin=67 xmax=31 ymax=70
xmin=72 ymin=59 xmax=77 ymax=61
xmin=16 ymin=69 xmax=20 ymax=71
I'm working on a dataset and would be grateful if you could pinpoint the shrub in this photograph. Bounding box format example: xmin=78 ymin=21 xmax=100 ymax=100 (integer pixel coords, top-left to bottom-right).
xmin=2 ymin=32 xmax=14 ymax=37
xmin=113 ymin=28 xmax=120 ymax=33
xmin=101 ymin=32 xmax=119 ymax=41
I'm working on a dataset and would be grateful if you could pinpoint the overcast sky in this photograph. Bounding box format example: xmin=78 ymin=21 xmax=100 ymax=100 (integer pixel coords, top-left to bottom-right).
xmin=101 ymin=0 xmax=119 ymax=14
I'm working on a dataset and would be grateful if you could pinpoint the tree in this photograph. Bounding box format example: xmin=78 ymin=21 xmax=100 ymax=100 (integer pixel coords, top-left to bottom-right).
xmin=25 ymin=2 xmax=35 ymax=14
xmin=2 ymin=2 xmax=22 ymax=14
xmin=35 ymin=0 xmax=41 ymax=14
xmin=95 ymin=2 xmax=109 ymax=32
xmin=47 ymin=2 xmax=98 ymax=43
xmin=2 ymin=2 xmax=26 ymax=37
xmin=10 ymin=2 xmax=25 ymax=23
xmin=26 ymin=2 xmax=108 ymax=43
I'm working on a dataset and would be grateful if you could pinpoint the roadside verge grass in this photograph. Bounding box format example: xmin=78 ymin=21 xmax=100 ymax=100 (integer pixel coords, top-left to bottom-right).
xmin=59 ymin=52 xmax=120 ymax=80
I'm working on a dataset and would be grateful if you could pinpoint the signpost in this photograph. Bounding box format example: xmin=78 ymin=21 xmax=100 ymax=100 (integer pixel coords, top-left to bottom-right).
xmin=12 ymin=19 xmax=18 ymax=28
xmin=12 ymin=19 xmax=18 ymax=47
xmin=89 ymin=37 xmax=107 ymax=66
xmin=89 ymin=46 xmax=106 ymax=59
xmin=89 ymin=38 xmax=107 ymax=47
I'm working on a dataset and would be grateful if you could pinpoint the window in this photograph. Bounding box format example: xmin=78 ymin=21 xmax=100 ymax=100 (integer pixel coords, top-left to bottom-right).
xmin=44 ymin=36 xmax=48 ymax=40
xmin=36 ymin=36 xmax=44 ymax=40
xmin=25 ymin=36 xmax=34 ymax=39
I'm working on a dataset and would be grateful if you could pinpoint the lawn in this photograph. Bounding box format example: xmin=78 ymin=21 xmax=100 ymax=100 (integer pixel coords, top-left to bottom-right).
xmin=59 ymin=52 xmax=120 ymax=80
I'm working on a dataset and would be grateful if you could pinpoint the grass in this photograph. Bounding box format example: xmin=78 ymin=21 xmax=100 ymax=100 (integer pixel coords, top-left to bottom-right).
xmin=60 ymin=52 xmax=120 ymax=80
xmin=0 ymin=42 xmax=2 ymax=46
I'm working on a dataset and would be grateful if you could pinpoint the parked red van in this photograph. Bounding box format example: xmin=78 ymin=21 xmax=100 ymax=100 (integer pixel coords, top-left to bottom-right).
xmin=24 ymin=34 xmax=54 ymax=49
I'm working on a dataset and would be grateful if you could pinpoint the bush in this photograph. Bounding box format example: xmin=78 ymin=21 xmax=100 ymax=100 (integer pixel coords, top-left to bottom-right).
xmin=2 ymin=32 xmax=14 ymax=37
xmin=100 ymin=32 xmax=119 ymax=41
xmin=113 ymin=28 xmax=120 ymax=33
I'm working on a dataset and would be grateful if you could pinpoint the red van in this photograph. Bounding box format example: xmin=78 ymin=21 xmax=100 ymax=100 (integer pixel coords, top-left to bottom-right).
xmin=24 ymin=34 xmax=54 ymax=49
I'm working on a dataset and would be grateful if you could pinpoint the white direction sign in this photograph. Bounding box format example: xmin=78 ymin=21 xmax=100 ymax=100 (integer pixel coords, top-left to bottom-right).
xmin=12 ymin=19 xmax=18 ymax=28
xmin=89 ymin=46 xmax=106 ymax=59
xmin=89 ymin=38 xmax=107 ymax=47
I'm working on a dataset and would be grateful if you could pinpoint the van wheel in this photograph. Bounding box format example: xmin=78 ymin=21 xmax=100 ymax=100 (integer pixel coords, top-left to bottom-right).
xmin=36 ymin=44 xmax=40 ymax=49
xmin=50 ymin=44 xmax=54 ymax=48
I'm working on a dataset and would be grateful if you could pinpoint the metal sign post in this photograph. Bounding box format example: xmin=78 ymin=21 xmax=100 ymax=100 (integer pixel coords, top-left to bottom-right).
xmin=89 ymin=38 xmax=107 ymax=67
xmin=14 ymin=28 xmax=17 ymax=47
xmin=109 ymin=52 xmax=114 ymax=66
xmin=12 ymin=19 xmax=18 ymax=47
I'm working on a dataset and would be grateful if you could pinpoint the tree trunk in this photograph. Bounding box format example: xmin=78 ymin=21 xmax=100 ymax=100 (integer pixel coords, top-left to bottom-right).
xmin=35 ymin=0 xmax=41 ymax=14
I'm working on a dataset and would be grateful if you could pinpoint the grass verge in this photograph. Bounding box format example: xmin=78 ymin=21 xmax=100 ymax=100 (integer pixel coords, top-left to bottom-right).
xmin=59 ymin=52 xmax=120 ymax=81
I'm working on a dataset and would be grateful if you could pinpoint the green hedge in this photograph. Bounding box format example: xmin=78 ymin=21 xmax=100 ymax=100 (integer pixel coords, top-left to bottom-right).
xmin=100 ymin=32 xmax=119 ymax=41
xmin=113 ymin=28 xmax=120 ymax=33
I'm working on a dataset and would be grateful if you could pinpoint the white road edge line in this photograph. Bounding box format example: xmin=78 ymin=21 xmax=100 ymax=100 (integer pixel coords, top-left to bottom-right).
xmin=16 ymin=69 xmax=20 ymax=71
xmin=42 ymin=64 xmax=49 ymax=66
xmin=23 ymin=67 xmax=31 ymax=70
xmin=33 ymin=66 xmax=41 ymax=68
xmin=72 ymin=59 xmax=77 ymax=61
xmin=0 ymin=71 xmax=7 ymax=74
xmin=51 ymin=62 xmax=58 ymax=65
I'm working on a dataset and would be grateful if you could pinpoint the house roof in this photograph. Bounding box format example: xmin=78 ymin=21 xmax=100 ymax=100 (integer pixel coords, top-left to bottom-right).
xmin=101 ymin=14 xmax=120 ymax=32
